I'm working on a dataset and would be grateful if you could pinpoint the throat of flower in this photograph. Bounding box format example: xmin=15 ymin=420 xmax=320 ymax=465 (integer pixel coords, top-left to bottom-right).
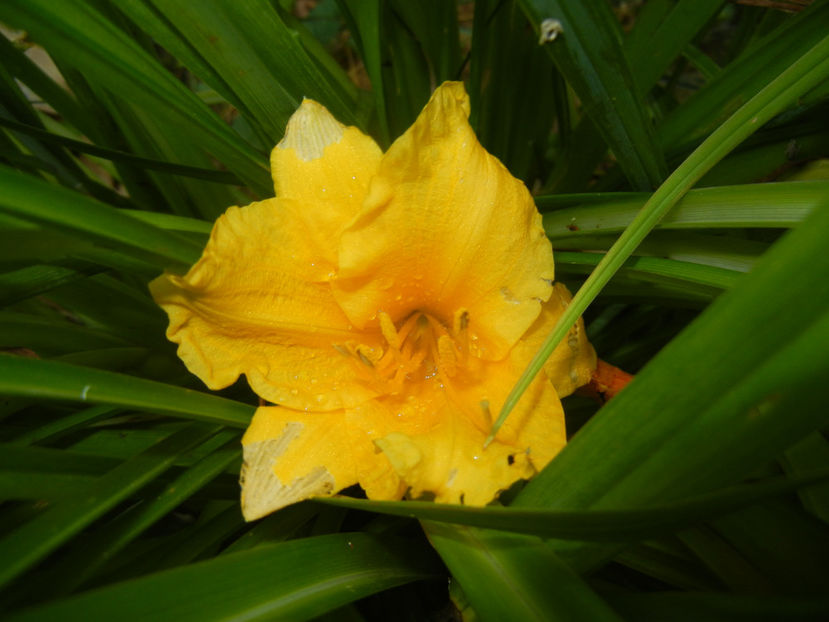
xmin=351 ymin=309 xmax=470 ymax=394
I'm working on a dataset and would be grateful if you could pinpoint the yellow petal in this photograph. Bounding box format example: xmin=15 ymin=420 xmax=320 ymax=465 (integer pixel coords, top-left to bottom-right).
xmin=241 ymin=406 xmax=402 ymax=521
xmin=373 ymin=363 xmax=565 ymax=505
xmin=515 ymin=283 xmax=597 ymax=398
xmin=363 ymin=312 xmax=570 ymax=504
xmin=333 ymin=82 xmax=555 ymax=361
xmin=271 ymin=99 xmax=382 ymax=277
xmin=149 ymin=198 xmax=383 ymax=411
xmin=241 ymin=349 xmax=566 ymax=518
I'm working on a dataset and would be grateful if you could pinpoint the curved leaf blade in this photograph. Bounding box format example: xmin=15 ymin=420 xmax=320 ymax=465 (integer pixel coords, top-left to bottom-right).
xmin=321 ymin=469 xmax=829 ymax=542
xmin=491 ymin=31 xmax=829 ymax=440
xmin=0 ymin=166 xmax=201 ymax=270
xmin=0 ymin=356 xmax=254 ymax=428
xmin=6 ymin=533 xmax=440 ymax=622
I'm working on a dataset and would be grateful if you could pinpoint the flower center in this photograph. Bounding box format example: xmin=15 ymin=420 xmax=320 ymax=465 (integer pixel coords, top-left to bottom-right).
xmin=338 ymin=308 xmax=471 ymax=395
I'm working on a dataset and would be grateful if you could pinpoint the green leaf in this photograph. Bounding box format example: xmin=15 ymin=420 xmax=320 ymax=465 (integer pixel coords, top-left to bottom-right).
xmin=613 ymin=540 xmax=722 ymax=591
xmin=0 ymin=356 xmax=254 ymax=427
xmin=222 ymin=502 xmax=319 ymax=555
xmin=0 ymin=166 xmax=202 ymax=270
xmin=6 ymin=533 xmax=441 ymax=622
xmin=0 ymin=34 xmax=88 ymax=134
xmin=0 ymin=264 xmax=101 ymax=307
xmin=0 ymin=422 xmax=220 ymax=588
xmin=0 ymin=471 xmax=98 ymax=501
xmin=543 ymin=0 xmax=723 ymax=194
xmin=697 ymin=129 xmax=829 ymax=187
xmin=339 ymin=0 xmax=388 ymax=145
xmin=605 ymin=590 xmax=829 ymax=622
xmin=429 ymin=200 xmax=829 ymax=617
xmin=387 ymin=26 xmax=432 ymax=138
xmin=0 ymin=444 xmax=119 ymax=475
xmin=660 ymin=1 xmax=829 ymax=154
xmin=390 ymin=0 xmax=461 ymax=85
xmin=423 ymin=523 xmax=623 ymax=622
xmin=782 ymin=433 xmax=829 ymax=524
xmin=42 ymin=435 xmax=242 ymax=597
xmin=122 ymin=210 xmax=212 ymax=235
xmin=9 ymin=405 xmax=120 ymax=446
xmin=519 ymin=0 xmax=667 ymax=190
xmin=710 ymin=499 xmax=829 ymax=593
xmin=540 ymin=181 xmax=825 ymax=239
xmin=625 ymin=0 xmax=724 ymax=97
xmin=0 ymin=311 xmax=130 ymax=354
xmin=0 ymin=0 xmax=271 ymax=194
xmin=554 ymin=252 xmax=740 ymax=291
xmin=521 ymin=201 xmax=829 ymax=508
xmin=491 ymin=30 xmax=829 ymax=441
xmin=469 ymin=0 xmax=561 ymax=184
xmin=120 ymin=0 xmax=358 ymax=145
xmin=511 ymin=201 xmax=829 ymax=575
xmin=553 ymin=231 xmax=766 ymax=274
xmin=320 ymin=469 xmax=829 ymax=542
xmin=0 ymin=117 xmax=241 ymax=184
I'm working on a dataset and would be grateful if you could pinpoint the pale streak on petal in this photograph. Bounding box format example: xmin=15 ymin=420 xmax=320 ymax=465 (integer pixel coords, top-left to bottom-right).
xmin=276 ymin=99 xmax=344 ymax=161
xmin=241 ymin=425 xmax=336 ymax=521
xmin=269 ymin=99 xmax=382 ymax=276
xmin=240 ymin=407 xmax=402 ymax=521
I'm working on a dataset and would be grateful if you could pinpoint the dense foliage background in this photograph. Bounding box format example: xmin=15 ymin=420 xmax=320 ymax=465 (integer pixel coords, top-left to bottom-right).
xmin=1 ymin=0 xmax=828 ymax=620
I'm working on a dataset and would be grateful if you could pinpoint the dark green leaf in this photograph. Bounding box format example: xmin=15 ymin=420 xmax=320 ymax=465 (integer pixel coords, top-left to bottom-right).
xmin=6 ymin=533 xmax=440 ymax=622
xmin=519 ymin=0 xmax=667 ymax=190
xmin=0 ymin=422 xmax=219 ymax=588
xmin=423 ymin=523 xmax=623 ymax=622
xmin=0 ymin=166 xmax=202 ymax=270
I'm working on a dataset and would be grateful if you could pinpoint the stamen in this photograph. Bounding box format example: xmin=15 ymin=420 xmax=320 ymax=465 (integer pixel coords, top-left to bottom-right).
xmin=379 ymin=311 xmax=400 ymax=349
xmin=452 ymin=308 xmax=470 ymax=363
xmin=453 ymin=309 xmax=469 ymax=335
xmin=356 ymin=344 xmax=379 ymax=367
xmin=480 ymin=400 xmax=492 ymax=427
xmin=332 ymin=344 xmax=350 ymax=357
xmin=396 ymin=312 xmax=421 ymax=345
xmin=348 ymin=310 xmax=465 ymax=390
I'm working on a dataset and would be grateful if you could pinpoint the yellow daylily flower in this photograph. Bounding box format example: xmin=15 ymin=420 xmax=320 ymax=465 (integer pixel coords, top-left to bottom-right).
xmin=150 ymin=82 xmax=596 ymax=521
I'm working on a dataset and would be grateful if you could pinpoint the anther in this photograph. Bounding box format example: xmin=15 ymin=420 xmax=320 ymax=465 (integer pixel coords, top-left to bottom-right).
xmin=480 ymin=400 xmax=492 ymax=427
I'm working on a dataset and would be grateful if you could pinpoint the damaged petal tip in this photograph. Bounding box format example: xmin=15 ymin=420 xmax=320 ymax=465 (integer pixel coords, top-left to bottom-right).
xmin=241 ymin=427 xmax=336 ymax=521
xmin=277 ymin=98 xmax=345 ymax=161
